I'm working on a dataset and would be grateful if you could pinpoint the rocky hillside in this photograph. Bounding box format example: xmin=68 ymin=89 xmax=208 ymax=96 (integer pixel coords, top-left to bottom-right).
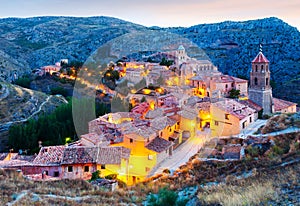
xmin=0 ymin=16 xmax=146 ymax=81
xmin=0 ymin=16 xmax=300 ymax=103
xmin=166 ymin=17 xmax=300 ymax=104
xmin=0 ymin=82 xmax=67 ymax=151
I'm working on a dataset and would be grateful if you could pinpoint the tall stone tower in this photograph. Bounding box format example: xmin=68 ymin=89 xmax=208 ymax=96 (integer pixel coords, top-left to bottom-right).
xmin=248 ymin=45 xmax=274 ymax=114
xmin=177 ymin=45 xmax=187 ymax=65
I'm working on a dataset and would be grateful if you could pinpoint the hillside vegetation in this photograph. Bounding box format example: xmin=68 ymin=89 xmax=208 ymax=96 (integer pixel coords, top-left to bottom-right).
xmin=0 ymin=17 xmax=300 ymax=103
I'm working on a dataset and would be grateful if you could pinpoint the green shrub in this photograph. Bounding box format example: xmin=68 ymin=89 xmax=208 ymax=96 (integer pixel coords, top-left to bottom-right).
xmin=147 ymin=187 xmax=187 ymax=206
xmin=273 ymin=145 xmax=284 ymax=155
xmin=90 ymin=170 xmax=101 ymax=181
xmin=246 ymin=145 xmax=259 ymax=157
xmin=14 ymin=77 xmax=31 ymax=88
xmin=105 ymin=174 xmax=117 ymax=180
xmin=50 ymin=87 xmax=68 ymax=97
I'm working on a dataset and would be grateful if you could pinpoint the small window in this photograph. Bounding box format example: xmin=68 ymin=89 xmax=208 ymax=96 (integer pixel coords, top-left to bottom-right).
xmin=254 ymin=77 xmax=258 ymax=85
xmin=255 ymin=65 xmax=258 ymax=72
xmin=101 ymin=165 xmax=106 ymax=169
xmin=68 ymin=166 xmax=73 ymax=172
xmin=84 ymin=166 xmax=89 ymax=172
xmin=215 ymin=121 xmax=219 ymax=126
xmin=225 ymin=114 xmax=229 ymax=120
xmin=44 ymin=170 xmax=48 ymax=175
xmin=225 ymin=84 xmax=228 ymax=89
xmin=130 ymin=138 xmax=133 ymax=143
xmin=266 ymin=78 xmax=269 ymax=86
xmin=261 ymin=65 xmax=264 ymax=72
xmin=231 ymin=83 xmax=234 ymax=87
xmin=54 ymin=171 xmax=59 ymax=177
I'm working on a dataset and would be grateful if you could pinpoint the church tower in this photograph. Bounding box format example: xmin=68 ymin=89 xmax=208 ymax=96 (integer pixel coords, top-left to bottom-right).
xmin=248 ymin=45 xmax=274 ymax=114
xmin=177 ymin=45 xmax=187 ymax=65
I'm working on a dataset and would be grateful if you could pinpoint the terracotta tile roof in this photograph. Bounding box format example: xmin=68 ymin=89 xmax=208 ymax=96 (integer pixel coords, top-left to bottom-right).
xmin=132 ymin=102 xmax=150 ymax=114
xmin=273 ymin=98 xmax=297 ymax=112
xmin=33 ymin=146 xmax=65 ymax=165
xmin=252 ymin=52 xmax=269 ymax=63
xmin=145 ymin=108 xmax=164 ymax=119
xmin=145 ymin=137 xmax=173 ymax=153
xmin=167 ymin=117 xmax=177 ymax=126
xmin=215 ymin=75 xmax=247 ymax=83
xmin=127 ymin=126 xmax=156 ymax=139
xmin=213 ymin=99 xmax=256 ymax=120
xmin=178 ymin=106 xmax=198 ymax=120
xmin=62 ymin=147 xmax=98 ymax=164
xmin=0 ymin=159 xmax=31 ymax=168
xmin=239 ymin=99 xmax=263 ymax=112
xmin=97 ymin=147 xmax=131 ymax=164
xmin=81 ymin=133 xmax=105 ymax=145
xmin=150 ymin=116 xmax=168 ymax=131
xmin=189 ymin=76 xmax=204 ymax=81
xmin=196 ymin=102 xmax=211 ymax=112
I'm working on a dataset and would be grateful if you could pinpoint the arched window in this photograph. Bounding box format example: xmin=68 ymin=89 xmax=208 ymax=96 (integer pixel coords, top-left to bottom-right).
xmin=261 ymin=65 xmax=264 ymax=72
xmin=254 ymin=77 xmax=258 ymax=85
xmin=255 ymin=65 xmax=258 ymax=72
xmin=225 ymin=84 xmax=228 ymax=89
xmin=266 ymin=78 xmax=269 ymax=86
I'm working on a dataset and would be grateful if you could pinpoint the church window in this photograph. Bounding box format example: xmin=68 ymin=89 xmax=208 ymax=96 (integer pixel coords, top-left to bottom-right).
xmin=266 ymin=78 xmax=269 ymax=86
xmin=255 ymin=65 xmax=258 ymax=72
xmin=261 ymin=65 xmax=264 ymax=72
xmin=254 ymin=77 xmax=258 ymax=85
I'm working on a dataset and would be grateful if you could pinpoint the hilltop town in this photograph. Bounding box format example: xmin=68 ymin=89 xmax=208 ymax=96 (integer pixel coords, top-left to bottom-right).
xmin=0 ymin=44 xmax=298 ymax=189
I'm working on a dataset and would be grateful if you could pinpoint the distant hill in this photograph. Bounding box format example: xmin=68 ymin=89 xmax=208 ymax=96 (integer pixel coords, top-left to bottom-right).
xmin=0 ymin=16 xmax=299 ymax=103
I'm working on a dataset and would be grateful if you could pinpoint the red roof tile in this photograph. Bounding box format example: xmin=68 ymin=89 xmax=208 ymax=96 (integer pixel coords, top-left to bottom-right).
xmin=252 ymin=52 xmax=269 ymax=63
xmin=145 ymin=137 xmax=173 ymax=153
xmin=273 ymin=98 xmax=297 ymax=112
xmin=239 ymin=99 xmax=263 ymax=112
xmin=33 ymin=146 xmax=65 ymax=165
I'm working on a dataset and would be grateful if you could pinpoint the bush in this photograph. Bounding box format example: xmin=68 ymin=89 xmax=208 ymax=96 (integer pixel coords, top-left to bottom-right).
xmin=90 ymin=170 xmax=101 ymax=181
xmin=273 ymin=145 xmax=284 ymax=155
xmin=14 ymin=77 xmax=31 ymax=89
xmin=50 ymin=87 xmax=68 ymax=97
xmin=105 ymin=174 xmax=117 ymax=180
xmin=147 ymin=187 xmax=187 ymax=206
xmin=246 ymin=145 xmax=259 ymax=157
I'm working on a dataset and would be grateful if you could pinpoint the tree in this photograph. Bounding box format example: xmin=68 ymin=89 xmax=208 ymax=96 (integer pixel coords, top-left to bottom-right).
xmin=141 ymin=96 xmax=147 ymax=103
xmin=159 ymin=57 xmax=174 ymax=67
xmin=90 ymin=170 xmax=101 ymax=181
xmin=147 ymin=188 xmax=188 ymax=206
xmin=14 ymin=77 xmax=31 ymax=89
xmin=50 ymin=87 xmax=68 ymax=97
xmin=228 ymin=89 xmax=240 ymax=99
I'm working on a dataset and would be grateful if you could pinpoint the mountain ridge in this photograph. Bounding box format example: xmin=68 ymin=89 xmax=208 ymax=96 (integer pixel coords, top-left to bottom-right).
xmin=0 ymin=16 xmax=299 ymax=103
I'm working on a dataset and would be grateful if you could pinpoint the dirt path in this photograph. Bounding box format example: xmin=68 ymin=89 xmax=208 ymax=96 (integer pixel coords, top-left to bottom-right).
xmin=0 ymin=95 xmax=53 ymax=128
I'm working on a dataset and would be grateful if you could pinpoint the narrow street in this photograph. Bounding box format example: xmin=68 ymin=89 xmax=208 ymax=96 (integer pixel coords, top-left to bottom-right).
xmin=149 ymin=129 xmax=210 ymax=176
xmin=240 ymin=119 xmax=267 ymax=137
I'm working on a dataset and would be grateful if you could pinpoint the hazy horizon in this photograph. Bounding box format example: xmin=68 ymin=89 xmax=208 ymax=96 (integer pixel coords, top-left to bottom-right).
xmin=0 ymin=0 xmax=299 ymax=30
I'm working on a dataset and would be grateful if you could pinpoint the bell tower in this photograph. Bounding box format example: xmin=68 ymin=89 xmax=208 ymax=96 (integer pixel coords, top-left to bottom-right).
xmin=249 ymin=45 xmax=274 ymax=114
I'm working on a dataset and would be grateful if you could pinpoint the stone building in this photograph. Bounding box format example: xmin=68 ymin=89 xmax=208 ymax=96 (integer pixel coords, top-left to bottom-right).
xmin=248 ymin=46 xmax=274 ymax=114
